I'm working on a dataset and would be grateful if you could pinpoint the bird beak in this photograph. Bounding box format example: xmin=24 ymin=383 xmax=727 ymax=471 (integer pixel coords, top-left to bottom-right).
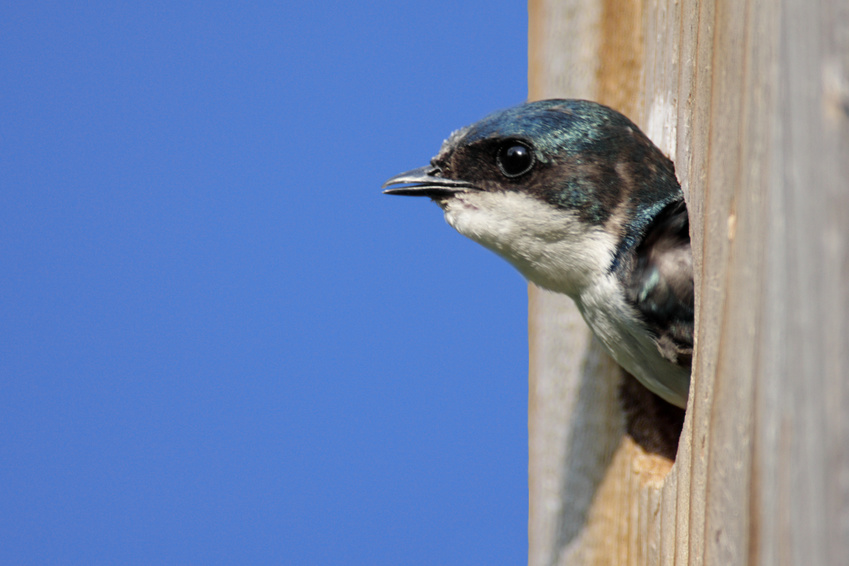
xmin=382 ymin=166 xmax=477 ymax=197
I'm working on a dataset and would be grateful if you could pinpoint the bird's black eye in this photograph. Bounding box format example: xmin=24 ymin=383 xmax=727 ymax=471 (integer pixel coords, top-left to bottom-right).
xmin=497 ymin=142 xmax=534 ymax=178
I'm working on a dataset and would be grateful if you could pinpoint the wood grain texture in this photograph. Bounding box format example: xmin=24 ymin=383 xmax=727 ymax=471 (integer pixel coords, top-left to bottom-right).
xmin=528 ymin=0 xmax=849 ymax=564
xmin=528 ymin=3 xmax=622 ymax=565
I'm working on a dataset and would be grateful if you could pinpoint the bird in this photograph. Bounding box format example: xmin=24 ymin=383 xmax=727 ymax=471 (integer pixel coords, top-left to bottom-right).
xmin=383 ymin=99 xmax=693 ymax=408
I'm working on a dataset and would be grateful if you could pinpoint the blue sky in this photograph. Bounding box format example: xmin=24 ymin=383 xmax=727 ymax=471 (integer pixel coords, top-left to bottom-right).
xmin=1 ymin=3 xmax=529 ymax=564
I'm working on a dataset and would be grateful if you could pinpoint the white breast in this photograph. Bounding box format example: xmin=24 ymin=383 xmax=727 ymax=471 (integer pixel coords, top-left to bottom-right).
xmin=576 ymin=275 xmax=690 ymax=407
xmin=440 ymin=190 xmax=689 ymax=407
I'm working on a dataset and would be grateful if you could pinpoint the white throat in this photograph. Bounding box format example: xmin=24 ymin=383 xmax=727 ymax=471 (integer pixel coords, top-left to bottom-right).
xmin=439 ymin=190 xmax=617 ymax=297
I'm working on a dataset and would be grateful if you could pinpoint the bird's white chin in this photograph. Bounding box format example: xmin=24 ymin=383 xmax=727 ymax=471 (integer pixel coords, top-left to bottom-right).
xmin=440 ymin=190 xmax=617 ymax=297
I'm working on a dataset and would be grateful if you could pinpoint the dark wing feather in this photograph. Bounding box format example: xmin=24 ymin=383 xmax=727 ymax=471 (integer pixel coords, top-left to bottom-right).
xmin=624 ymin=199 xmax=694 ymax=369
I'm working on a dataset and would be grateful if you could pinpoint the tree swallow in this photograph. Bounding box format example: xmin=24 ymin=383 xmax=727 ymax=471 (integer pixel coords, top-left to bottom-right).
xmin=383 ymin=99 xmax=693 ymax=408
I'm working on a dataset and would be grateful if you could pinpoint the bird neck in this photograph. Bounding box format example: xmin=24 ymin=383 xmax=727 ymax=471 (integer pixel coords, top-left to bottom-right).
xmin=441 ymin=190 xmax=618 ymax=298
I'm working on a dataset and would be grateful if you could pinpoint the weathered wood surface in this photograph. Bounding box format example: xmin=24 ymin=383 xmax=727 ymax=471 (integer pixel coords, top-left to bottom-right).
xmin=527 ymin=1 xmax=849 ymax=564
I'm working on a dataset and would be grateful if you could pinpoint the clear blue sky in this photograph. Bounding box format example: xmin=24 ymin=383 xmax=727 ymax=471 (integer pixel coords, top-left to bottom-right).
xmin=1 ymin=3 xmax=529 ymax=564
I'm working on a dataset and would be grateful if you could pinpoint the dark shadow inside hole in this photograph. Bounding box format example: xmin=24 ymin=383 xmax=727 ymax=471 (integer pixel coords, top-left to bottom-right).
xmin=618 ymin=370 xmax=685 ymax=461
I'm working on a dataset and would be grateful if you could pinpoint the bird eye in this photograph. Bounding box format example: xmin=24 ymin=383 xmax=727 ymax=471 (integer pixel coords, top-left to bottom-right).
xmin=497 ymin=142 xmax=534 ymax=177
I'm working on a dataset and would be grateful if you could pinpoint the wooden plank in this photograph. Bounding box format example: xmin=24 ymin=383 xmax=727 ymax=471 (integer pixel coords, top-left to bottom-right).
xmin=528 ymin=0 xmax=849 ymax=564
xmin=751 ymin=1 xmax=849 ymax=563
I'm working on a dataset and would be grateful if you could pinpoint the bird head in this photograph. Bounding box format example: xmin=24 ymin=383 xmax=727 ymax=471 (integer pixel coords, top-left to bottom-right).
xmin=383 ymin=99 xmax=681 ymax=297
